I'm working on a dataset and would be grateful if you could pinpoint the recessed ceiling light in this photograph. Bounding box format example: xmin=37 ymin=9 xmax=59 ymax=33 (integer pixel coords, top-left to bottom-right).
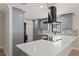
xmin=40 ymin=6 xmax=44 ymax=8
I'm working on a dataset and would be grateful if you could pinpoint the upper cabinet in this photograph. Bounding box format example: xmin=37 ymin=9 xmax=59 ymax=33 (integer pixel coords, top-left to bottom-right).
xmin=60 ymin=13 xmax=73 ymax=31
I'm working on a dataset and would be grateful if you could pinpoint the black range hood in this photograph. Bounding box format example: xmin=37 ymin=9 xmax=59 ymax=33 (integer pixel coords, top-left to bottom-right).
xmin=44 ymin=6 xmax=57 ymax=23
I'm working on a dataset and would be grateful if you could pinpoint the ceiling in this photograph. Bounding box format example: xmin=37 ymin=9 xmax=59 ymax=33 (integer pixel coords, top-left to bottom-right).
xmin=5 ymin=3 xmax=79 ymax=20
xmin=9 ymin=3 xmax=48 ymax=20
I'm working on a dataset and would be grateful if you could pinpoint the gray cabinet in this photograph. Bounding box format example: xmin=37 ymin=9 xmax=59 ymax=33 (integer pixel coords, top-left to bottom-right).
xmin=61 ymin=13 xmax=73 ymax=31
xmin=33 ymin=20 xmax=42 ymax=41
xmin=12 ymin=8 xmax=24 ymax=56
xmin=33 ymin=19 xmax=48 ymax=41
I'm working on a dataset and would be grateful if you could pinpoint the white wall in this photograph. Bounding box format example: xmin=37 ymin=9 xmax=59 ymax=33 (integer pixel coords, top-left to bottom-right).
xmin=0 ymin=15 xmax=2 ymax=48
xmin=25 ymin=20 xmax=33 ymax=42
xmin=72 ymin=14 xmax=79 ymax=48
xmin=2 ymin=7 xmax=9 ymax=55
xmin=73 ymin=15 xmax=79 ymax=33
xmin=8 ymin=5 xmax=12 ymax=56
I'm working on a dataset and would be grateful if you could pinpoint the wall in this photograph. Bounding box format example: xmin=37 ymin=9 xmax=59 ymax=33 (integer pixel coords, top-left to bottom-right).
xmin=2 ymin=7 xmax=9 ymax=55
xmin=26 ymin=20 xmax=33 ymax=42
xmin=73 ymin=14 xmax=79 ymax=34
xmin=72 ymin=14 xmax=79 ymax=48
xmin=8 ymin=5 xmax=13 ymax=56
xmin=0 ymin=15 xmax=2 ymax=48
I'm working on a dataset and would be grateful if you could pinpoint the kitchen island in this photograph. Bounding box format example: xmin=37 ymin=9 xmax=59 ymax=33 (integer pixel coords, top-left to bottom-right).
xmin=16 ymin=35 xmax=77 ymax=56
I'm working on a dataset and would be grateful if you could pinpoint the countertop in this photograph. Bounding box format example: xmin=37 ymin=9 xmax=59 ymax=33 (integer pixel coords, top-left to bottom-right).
xmin=16 ymin=35 xmax=77 ymax=56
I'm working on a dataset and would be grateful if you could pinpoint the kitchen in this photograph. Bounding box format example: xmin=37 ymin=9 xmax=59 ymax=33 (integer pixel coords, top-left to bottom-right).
xmin=15 ymin=3 xmax=79 ymax=56
xmin=0 ymin=3 xmax=79 ymax=56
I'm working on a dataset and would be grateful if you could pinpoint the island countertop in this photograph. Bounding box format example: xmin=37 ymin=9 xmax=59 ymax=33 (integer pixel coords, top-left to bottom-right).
xmin=16 ymin=35 xmax=77 ymax=56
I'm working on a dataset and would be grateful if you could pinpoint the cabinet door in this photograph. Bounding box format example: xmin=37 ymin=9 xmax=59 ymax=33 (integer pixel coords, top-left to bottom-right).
xmin=12 ymin=8 xmax=24 ymax=56
xmin=61 ymin=14 xmax=73 ymax=30
xmin=40 ymin=19 xmax=48 ymax=31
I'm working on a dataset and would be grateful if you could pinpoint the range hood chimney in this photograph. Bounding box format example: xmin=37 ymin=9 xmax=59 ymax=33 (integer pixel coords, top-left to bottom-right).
xmin=44 ymin=6 xmax=57 ymax=23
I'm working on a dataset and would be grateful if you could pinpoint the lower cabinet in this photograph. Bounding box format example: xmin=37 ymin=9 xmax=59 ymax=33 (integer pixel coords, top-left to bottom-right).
xmin=18 ymin=49 xmax=28 ymax=56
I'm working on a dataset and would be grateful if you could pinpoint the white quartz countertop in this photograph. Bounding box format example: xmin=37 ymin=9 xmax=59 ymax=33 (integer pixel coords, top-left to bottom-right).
xmin=16 ymin=35 xmax=77 ymax=56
